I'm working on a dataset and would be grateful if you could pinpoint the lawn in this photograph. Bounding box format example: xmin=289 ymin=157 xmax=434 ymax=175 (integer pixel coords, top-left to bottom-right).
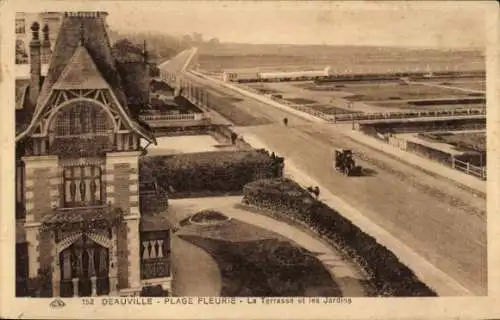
xmin=179 ymin=236 xmax=341 ymax=297
xmin=309 ymin=104 xmax=363 ymax=115
xmin=341 ymin=83 xmax=473 ymax=102
xmin=436 ymin=81 xmax=486 ymax=92
xmin=176 ymin=213 xmax=342 ymax=297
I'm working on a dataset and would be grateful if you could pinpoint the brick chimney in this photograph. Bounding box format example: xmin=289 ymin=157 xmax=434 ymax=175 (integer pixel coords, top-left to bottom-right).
xmin=142 ymin=40 xmax=150 ymax=104
xmin=29 ymin=22 xmax=41 ymax=107
xmin=41 ymin=23 xmax=52 ymax=64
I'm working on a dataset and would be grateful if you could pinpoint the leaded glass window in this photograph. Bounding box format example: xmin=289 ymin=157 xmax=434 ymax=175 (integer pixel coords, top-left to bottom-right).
xmin=54 ymin=102 xmax=112 ymax=137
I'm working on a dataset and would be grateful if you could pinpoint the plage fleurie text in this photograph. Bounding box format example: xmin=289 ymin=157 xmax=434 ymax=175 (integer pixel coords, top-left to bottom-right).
xmin=87 ymin=297 xmax=352 ymax=306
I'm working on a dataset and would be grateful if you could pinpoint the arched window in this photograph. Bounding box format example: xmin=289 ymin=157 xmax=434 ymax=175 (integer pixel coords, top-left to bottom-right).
xmin=53 ymin=101 xmax=113 ymax=137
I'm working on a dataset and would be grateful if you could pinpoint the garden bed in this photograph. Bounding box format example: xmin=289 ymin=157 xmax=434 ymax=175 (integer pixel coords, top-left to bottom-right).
xmin=242 ymin=178 xmax=437 ymax=297
xmin=189 ymin=210 xmax=231 ymax=225
xmin=284 ymin=97 xmax=318 ymax=105
xmin=342 ymin=83 xmax=470 ymax=102
xmin=179 ymin=235 xmax=341 ymax=297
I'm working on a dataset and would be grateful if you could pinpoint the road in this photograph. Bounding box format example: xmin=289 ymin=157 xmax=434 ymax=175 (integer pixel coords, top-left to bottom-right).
xmin=181 ymin=71 xmax=487 ymax=296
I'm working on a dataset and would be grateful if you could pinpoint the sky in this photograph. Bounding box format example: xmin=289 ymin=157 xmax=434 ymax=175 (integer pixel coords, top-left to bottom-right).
xmin=101 ymin=1 xmax=489 ymax=49
xmin=11 ymin=1 xmax=490 ymax=48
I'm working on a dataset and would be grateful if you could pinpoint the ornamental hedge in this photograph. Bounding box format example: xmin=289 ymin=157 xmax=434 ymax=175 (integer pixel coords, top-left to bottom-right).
xmin=140 ymin=150 xmax=284 ymax=198
xmin=242 ymin=178 xmax=437 ymax=297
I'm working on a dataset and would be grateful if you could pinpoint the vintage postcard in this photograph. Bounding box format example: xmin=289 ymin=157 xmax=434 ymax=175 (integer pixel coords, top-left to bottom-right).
xmin=0 ymin=0 xmax=499 ymax=319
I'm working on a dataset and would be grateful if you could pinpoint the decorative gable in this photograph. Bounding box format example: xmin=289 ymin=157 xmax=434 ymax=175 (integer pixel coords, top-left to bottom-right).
xmin=53 ymin=46 xmax=109 ymax=90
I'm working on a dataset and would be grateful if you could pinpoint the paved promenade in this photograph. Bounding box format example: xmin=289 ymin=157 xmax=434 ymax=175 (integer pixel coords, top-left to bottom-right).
xmin=241 ymin=133 xmax=473 ymax=296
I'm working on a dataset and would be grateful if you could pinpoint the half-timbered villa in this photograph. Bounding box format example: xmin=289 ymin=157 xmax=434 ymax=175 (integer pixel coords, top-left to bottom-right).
xmin=16 ymin=12 xmax=172 ymax=297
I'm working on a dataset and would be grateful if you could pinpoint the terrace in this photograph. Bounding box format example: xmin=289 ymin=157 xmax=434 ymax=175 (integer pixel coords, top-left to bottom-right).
xmin=141 ymin=135 xmax=232 ymax=156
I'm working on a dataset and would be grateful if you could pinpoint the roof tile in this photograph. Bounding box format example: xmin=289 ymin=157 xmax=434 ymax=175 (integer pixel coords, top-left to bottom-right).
xmin=53 ymin=46 xmax=110 ymax=90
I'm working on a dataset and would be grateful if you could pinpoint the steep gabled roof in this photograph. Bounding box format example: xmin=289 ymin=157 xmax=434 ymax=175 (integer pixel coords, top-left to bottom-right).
xmin=36 ymin=13 xmax=127 ymax=112
xmin=53 ymin=45 xmax=109 ymax=90
xmin=16 ymin=12 xmax=155 ymax=144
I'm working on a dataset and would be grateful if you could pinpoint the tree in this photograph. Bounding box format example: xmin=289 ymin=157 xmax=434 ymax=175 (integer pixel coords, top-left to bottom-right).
xmin=181 ymin=34 xmax=193 ymax=48
xmin=16 ymin=40 xmax=28 ymax=64
xmin=207 ymin=37 xmax=220 ymax=46
xmin=192 ymin=32 xmax=203 ymax=44
xmin=112 ymin=39 xmax=143 ymax=62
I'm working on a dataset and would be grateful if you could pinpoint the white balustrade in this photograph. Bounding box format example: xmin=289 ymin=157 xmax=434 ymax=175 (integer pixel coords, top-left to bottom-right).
xmin=157 ymin=240 xmax=164 ymax=258
xmin=142 ymin=240 xmax=165 ymax=259
xmin=142 ymin=241 xmax=150 ymax=260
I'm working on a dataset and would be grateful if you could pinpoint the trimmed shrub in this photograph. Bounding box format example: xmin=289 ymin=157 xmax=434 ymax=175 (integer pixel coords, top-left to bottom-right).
xmin=140 ymin=150 xmax=284 ymax=197
xmin=243 ymin=178 xmax=437 ymax=297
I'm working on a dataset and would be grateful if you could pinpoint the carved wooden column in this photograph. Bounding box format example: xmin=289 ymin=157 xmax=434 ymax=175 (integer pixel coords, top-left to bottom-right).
xmin=72 ymin=278 xmax=79 ymax=297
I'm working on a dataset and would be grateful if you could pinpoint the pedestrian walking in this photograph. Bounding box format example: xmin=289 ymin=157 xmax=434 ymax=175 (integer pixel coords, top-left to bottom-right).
xmin=313 ymin=186 xmax=320 ymax=199
xmin=283 ymin=117 xmax=288 ymax=126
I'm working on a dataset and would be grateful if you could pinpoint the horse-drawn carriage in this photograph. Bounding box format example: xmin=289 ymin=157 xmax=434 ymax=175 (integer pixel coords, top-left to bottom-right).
xmin=334 ymin=149 xmax=362 ymax=176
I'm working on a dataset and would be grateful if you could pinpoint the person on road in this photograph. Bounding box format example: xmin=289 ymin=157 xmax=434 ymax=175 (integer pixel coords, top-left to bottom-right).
xmin=283 ymin=117 xmax=288 ymax=126
xmin=313 ymin=186 xmax=320 ymax=199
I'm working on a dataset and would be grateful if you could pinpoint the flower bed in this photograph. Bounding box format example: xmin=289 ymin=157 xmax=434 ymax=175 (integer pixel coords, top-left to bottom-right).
xmin=189 ymin=210 xmax=231 ymax=225
xmin=242 ymin=178 xmax=437 ymax=297
xmin=140 ymin=150 xmax=284 ymax=197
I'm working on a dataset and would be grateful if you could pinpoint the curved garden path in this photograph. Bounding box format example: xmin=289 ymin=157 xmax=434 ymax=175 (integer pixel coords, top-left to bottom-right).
xmin=171 ymin=234 xmax=222 ymax=296
xmin=168 ymin=196 xmax=369 ymax=297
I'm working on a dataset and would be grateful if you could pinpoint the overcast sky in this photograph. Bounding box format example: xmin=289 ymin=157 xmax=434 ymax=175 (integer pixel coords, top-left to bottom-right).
xmin=100 ymin=1 xmax=488 ymax=48
xmin=13 ymin=1 xmax=489 ymax=48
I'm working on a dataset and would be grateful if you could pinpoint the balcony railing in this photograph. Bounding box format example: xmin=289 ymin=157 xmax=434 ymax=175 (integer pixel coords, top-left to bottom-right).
xmin=141 ymin=258 xmax=171 ymax=280
xmin=139 ymin=113 xmax=205 ymax=121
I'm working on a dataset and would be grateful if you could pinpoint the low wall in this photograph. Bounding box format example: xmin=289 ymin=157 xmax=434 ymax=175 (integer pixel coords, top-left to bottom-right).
xmin=153 ymin=124 xmax=252 ymax=150
xmin=372 ymin=133 xmax=486 ymax=180
xmin=315 ymin=70 xmax=485 ymax=83
xmin=357 ymin=117 xmax=486 ymax=135
xmin=335 ymin=109 xmax=486 ymax=123
xmin=405 ymin=140 xmax=453 ymax=165
xmin=408 ymin=98 xmax=485 ymax=106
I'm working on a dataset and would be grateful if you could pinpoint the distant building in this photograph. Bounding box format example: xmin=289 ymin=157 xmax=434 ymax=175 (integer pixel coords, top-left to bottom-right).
xmin=15 ymin=12 xmax=172 ymax=298
xmin=16 ymin=12 xmax=63 ymax=64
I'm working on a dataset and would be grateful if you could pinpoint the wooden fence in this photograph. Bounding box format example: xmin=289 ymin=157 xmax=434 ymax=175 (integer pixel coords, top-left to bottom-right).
xmin=383 ymin=134 xmax=487 ymax=180
xmin=452 ymin=158 xmax=487 ymax=180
